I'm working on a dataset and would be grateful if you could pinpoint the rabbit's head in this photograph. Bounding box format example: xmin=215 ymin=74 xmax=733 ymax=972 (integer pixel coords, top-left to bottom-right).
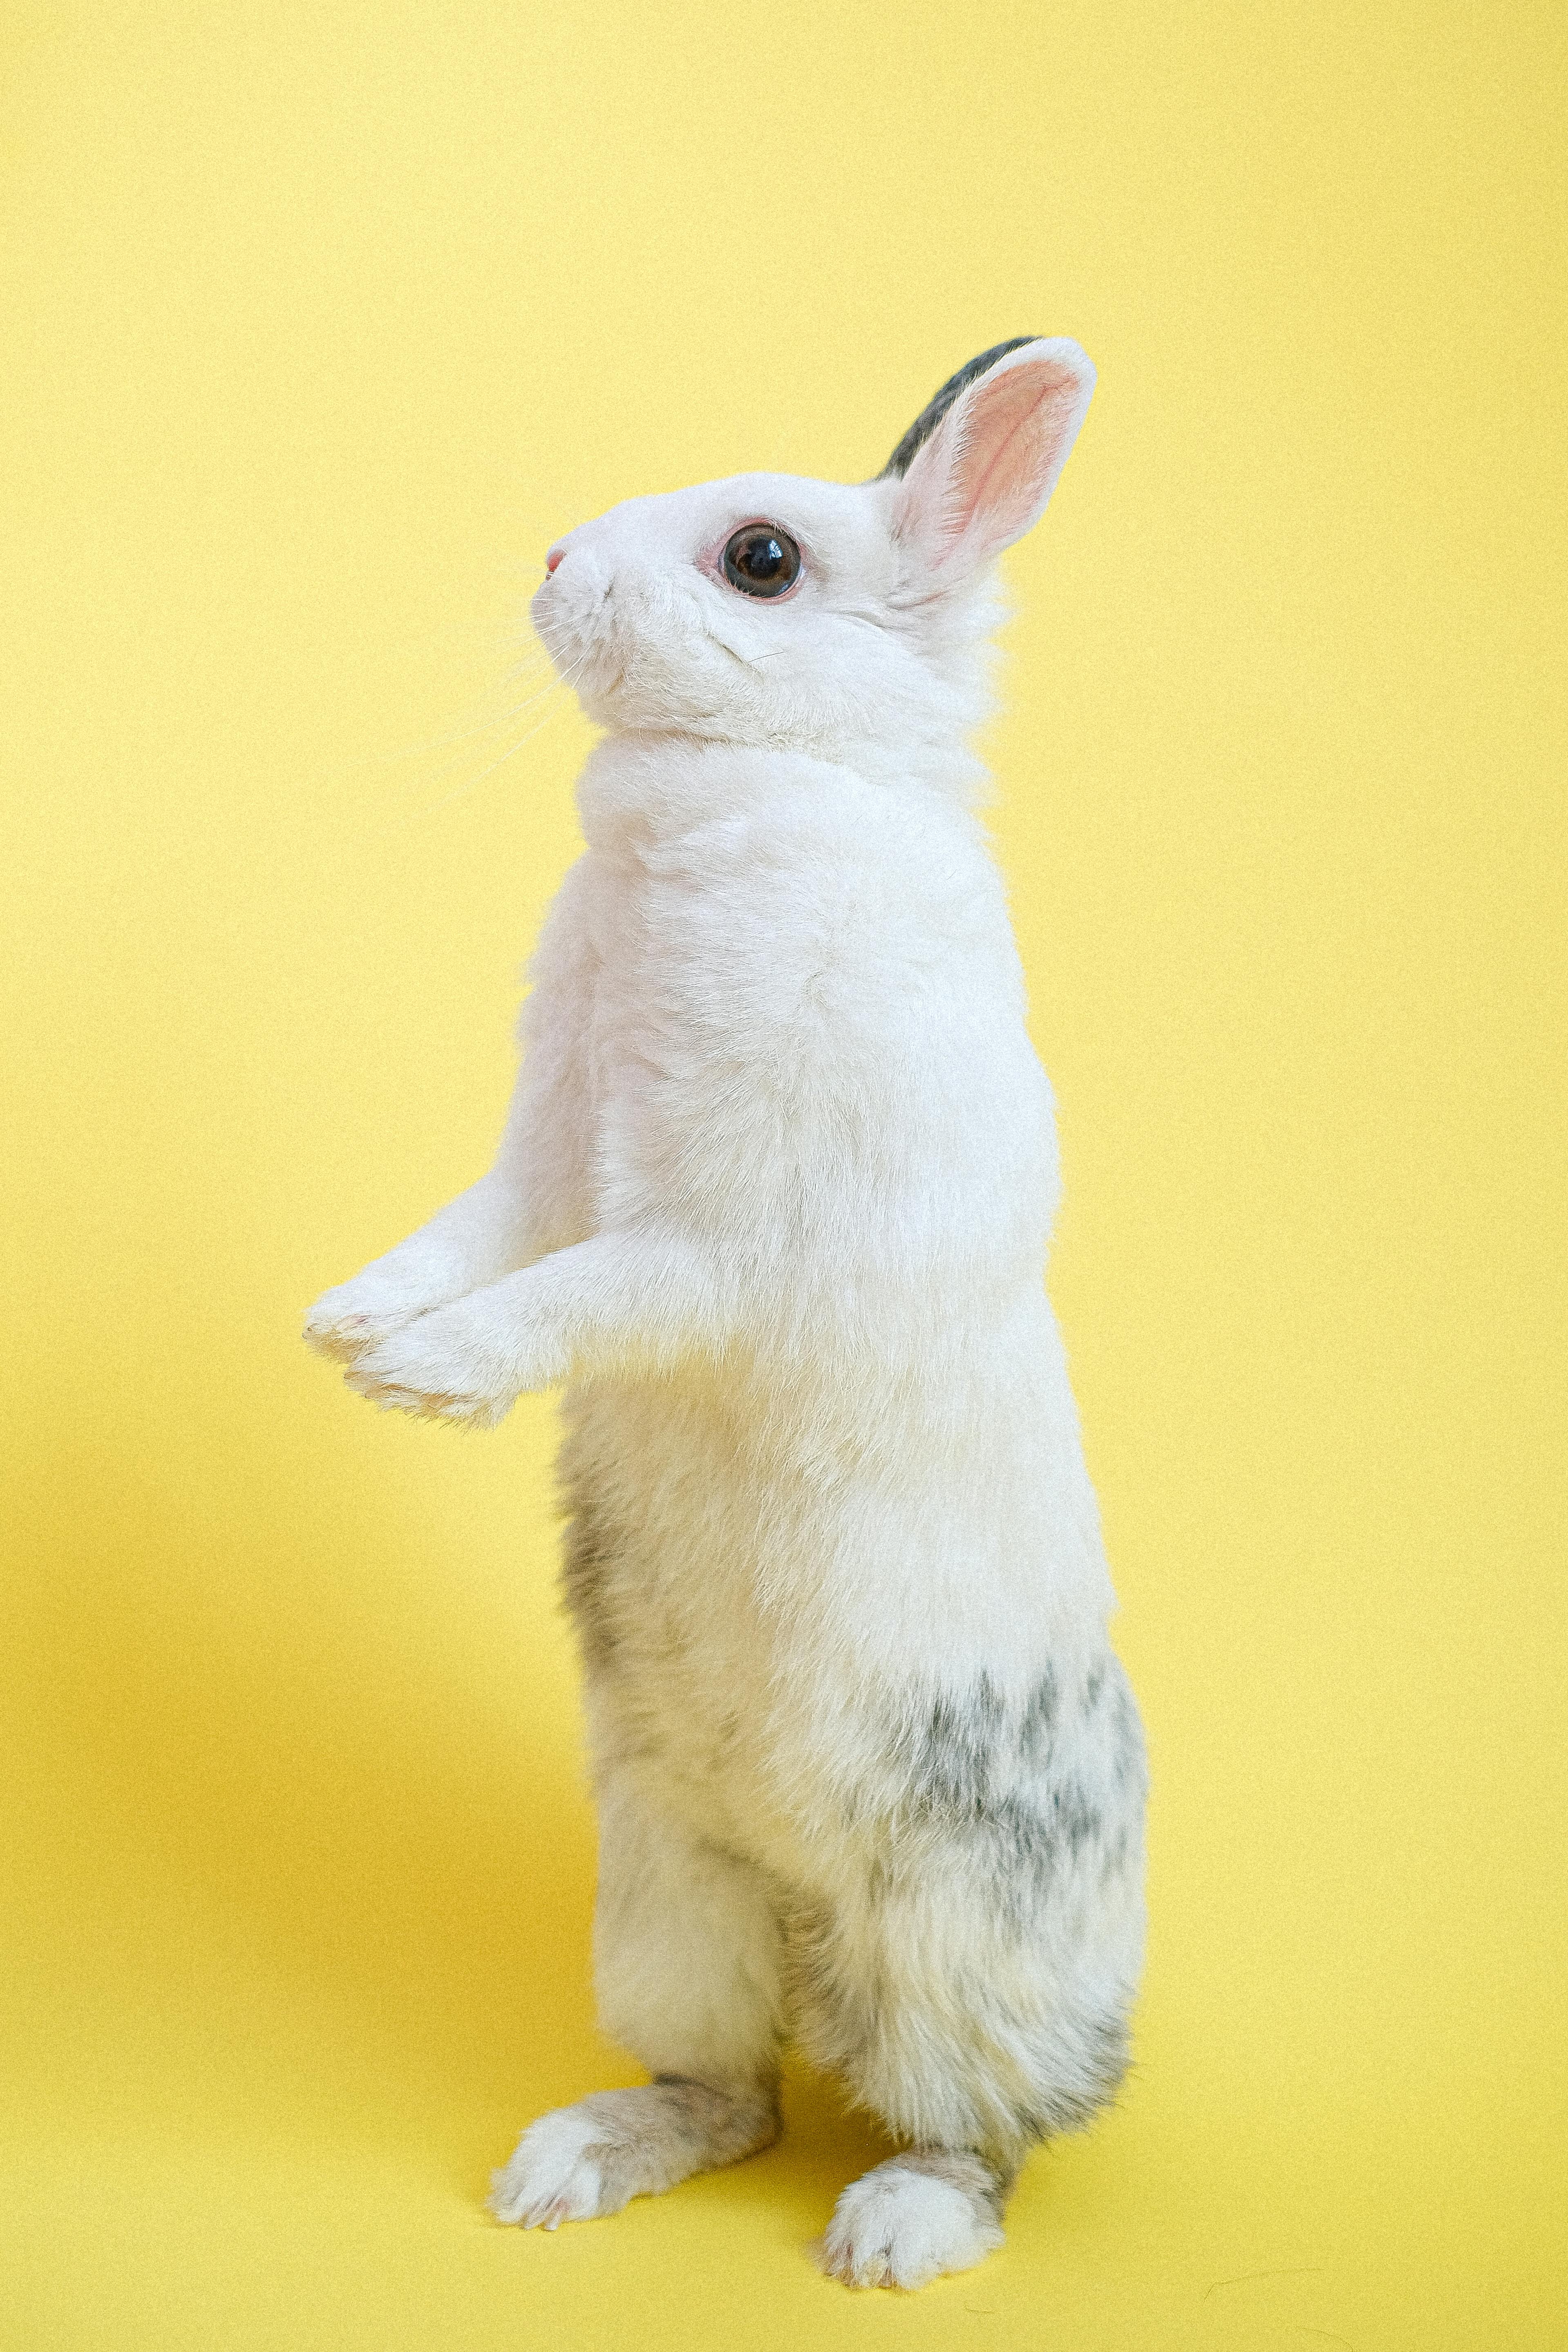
xmin=532 ymin=338 xmax=1094 ymax=784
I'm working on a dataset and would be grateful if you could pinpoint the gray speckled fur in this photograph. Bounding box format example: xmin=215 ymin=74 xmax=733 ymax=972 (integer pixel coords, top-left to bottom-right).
xmin=560 ymin=1472 xmax=619 ymax=1670
xmin=898 ymin=1658 xmax=1139 ymax=1900
xmin=776 ymin=1654 xmax=1146 ymax=2160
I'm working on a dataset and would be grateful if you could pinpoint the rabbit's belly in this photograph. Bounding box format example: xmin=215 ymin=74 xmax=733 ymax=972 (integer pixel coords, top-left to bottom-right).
xmin=557 ymin=1353 xmax=1122 ymax=1887
xmin=558 ymin=1368 xmax=819 ymax=1840
xmin=567 ymin=1413 xmax=1147 ymax=1969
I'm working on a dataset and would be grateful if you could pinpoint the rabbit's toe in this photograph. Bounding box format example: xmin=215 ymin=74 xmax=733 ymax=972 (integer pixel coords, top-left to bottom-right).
xmin=819 ymin=2154 xmax=1004 ymax=2290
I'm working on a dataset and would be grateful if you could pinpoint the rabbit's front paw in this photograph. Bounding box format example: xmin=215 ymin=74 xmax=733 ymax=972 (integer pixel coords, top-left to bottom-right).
xmin=339 ymin=1293 xmax=558 ymax=1426
xmin=304 ymin=1271 xmax=431 ymax=1362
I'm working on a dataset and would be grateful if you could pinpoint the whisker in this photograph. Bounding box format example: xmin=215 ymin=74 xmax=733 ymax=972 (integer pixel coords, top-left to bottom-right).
xmin=370 ymin=669 xmax=561 ymax=773
xmin=710 ymin=639 xmax=792 ymax=668
xmin=364 ymin=648 xmax=595 ymax=845
xmin=349 ymin=660 xmax=576 ymax=821
xmin=290 ymin=634 xmax=561 ymax=821
xmin=381 ymin=699 xmax=566 ymax=834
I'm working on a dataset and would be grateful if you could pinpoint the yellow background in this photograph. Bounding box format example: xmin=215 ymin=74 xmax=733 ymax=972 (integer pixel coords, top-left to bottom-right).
xmin=3 ymin=3 xmax=1563 ymax=2345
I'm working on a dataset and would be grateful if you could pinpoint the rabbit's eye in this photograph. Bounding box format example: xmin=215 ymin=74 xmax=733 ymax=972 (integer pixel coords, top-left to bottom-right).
xmin=722 ymin=525 xmax=801 ymax=599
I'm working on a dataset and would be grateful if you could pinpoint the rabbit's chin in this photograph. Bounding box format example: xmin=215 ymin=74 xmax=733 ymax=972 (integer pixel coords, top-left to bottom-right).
xmin=543 ymin=635 xmax=793 ymax=748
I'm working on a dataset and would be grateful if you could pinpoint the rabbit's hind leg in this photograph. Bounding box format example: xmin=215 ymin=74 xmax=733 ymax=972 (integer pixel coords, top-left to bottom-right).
xmin=489 ymin=1766 xmax=783 ymax=2229
xmin=794 ymin=1653 xmax=1145 ymax=2287
xmin=487 ymin=2077 xmax=780 ymax=2229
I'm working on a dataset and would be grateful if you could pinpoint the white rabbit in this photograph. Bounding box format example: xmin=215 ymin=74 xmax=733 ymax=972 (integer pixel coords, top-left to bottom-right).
xmin=306 ymin=338 xmax=1145 ymax=2290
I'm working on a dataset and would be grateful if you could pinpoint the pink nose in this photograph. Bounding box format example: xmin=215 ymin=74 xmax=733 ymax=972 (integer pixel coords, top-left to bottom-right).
xmin=546 ymin=545 xmax=565 ymax=574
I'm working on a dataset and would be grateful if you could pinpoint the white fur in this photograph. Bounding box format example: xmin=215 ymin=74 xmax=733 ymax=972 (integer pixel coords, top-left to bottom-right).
xmin=488 ymin=2078 xmax=779 ymax=2229
xmin=820 ymin=2159 xmax=1004 ymax=2290
xmin=488 ymin=2106 xmax=606 ymax=2229
xmin=307 ymin=339 xmax=1145 ymax=2287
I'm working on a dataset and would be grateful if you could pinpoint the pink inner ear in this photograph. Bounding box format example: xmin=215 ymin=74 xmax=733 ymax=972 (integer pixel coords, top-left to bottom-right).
xmin=892 ymin=343 xmax=1094 ymax=572
xmin=949 ymin=362 xmax=1085 ymax=553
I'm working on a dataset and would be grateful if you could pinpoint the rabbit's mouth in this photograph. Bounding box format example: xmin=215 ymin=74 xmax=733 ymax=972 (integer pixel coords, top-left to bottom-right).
xmin=535 ymin=569 xmax=722 ymax=733
xmin=535 ymin=606 xmax=635 ymax=729
xmin=532 ymin=570 xmax=613 ymax=686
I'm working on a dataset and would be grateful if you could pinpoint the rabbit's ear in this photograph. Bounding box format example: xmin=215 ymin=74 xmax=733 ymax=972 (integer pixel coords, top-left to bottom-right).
xmin=886 ymin=338 xmax=1095 ymax=577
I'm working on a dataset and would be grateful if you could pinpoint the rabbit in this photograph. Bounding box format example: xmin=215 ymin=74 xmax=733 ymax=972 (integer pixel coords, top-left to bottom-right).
xmin=305 ymin=336 xmax=1146 ymax=2291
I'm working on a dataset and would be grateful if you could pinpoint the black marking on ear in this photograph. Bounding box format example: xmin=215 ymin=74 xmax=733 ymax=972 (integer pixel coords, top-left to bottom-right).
xmin=879 ymin=337 xmax=1042 ymax=479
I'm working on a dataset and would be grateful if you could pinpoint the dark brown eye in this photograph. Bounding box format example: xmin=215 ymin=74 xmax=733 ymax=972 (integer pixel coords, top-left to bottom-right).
xmin=722 ymin=524 xmax=801 ymax=598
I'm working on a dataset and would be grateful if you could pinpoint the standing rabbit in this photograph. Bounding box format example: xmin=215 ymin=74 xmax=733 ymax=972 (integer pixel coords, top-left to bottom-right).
xmin=306 ymin=337 xmax=1146 ymax=2289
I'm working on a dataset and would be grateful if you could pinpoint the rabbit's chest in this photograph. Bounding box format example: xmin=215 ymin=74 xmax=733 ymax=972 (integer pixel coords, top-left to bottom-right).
xmin=576 ymin=848 xmax=834 ymax=1224
xmin=563 ymin=761 xmax=1036 ymax=1254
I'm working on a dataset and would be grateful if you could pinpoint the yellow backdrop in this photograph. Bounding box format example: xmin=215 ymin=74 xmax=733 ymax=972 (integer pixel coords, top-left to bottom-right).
xmin=3 ymin=3 xmax=1562 ymax=2345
